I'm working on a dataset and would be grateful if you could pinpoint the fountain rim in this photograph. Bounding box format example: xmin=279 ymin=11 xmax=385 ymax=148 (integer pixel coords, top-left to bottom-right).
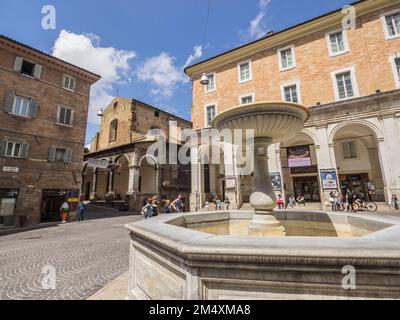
xmin=211 ymin=101 xmax=310 ymax=129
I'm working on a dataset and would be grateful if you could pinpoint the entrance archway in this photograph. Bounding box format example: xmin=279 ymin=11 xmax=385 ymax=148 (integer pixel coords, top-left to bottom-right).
xmin=332 ymin=123 xmax=385 ymax=201
xmin=139 ymin=155 xmax=158 ymax=196
xmin=281 ymin=132 xmax=320 ymax=202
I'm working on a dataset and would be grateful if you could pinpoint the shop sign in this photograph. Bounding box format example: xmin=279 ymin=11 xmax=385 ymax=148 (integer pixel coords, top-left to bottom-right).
xmin=2 ymin=166 xmax=19 ymax=173
xmin=291 ymin=165 xmax=318 ymax=174
xmin=287 ymin=145 xmax=312 ymax=168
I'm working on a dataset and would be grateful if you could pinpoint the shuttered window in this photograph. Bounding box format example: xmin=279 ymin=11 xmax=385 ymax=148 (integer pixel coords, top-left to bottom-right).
xmin=14 ymin=57 xmax=42 ymax=78
xmin=395 ymin=57 xmax=400 ymax=79
xmin=206 ymin=73 xmax=216 ymax=92
xmin=58 ymin=106 xmax=73 ymax=126
xmin=49 ymin=146 xmax=72 ymax=163
xmin=12 ymin=96 xmax=30 ymax=117
xmin=0 ymin=140 xmax=29 ymax=159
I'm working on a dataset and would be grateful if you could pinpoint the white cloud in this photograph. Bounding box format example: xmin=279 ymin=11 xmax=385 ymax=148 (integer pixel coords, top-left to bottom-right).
xmin=240 ymin=0 xmax=272 ymax=41
xmin=137 ymin=46 xmax=202 ymax=101
xmin=52 ymin=30 xmax=136 ymax=124
xmin=184 ymin=45 xmax=203 ymax=68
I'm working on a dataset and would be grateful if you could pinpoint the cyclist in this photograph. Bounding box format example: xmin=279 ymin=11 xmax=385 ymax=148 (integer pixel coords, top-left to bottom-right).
xmin=354 ymin=191 xmax=367 ymax=211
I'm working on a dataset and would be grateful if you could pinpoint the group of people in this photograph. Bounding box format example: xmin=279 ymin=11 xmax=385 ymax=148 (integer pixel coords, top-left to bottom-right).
xmin=204 ymin=195 xmax=230 ymax=211
xmin=329 ymin=189 xmax=368 ymax=212
xmin=277 ymin=194 xmax=306 ymax=210
xmin=141 ymin=194 xmax=185 ymax=219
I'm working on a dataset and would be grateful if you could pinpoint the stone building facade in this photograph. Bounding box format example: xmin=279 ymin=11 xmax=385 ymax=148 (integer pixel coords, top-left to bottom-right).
xmin=0 ymin=35 xmax=100 ymax=227
xmin=185 ymin=0 xmax=400 ymax=210
xmin=83 ymin=97 xmax=192 ymax=211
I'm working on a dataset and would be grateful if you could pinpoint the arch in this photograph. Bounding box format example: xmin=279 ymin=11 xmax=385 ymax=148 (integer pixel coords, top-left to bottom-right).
xmin=301 ymin=128 xmax=320 ymax=147
xmin=328 ymin=119 xmax=384 ymax=145
xmin=139 ymin=154 xmax=159 ymax=169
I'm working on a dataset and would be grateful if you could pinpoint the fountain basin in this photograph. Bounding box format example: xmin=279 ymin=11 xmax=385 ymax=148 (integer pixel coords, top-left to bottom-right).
xmin=125 ymin=211 xmax=400 ymax=300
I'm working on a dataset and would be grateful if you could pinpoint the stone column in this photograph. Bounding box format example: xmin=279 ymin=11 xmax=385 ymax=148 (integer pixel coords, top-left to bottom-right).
xmin=249 ymin=138 xmax=285 ymax=236
xmin=108 ymin=170 xmax=114 ymax=193
xmin=92 ymin=169 xmax=98 ymax=194
xmin=128 ymin=166 xmax=140 ymax=194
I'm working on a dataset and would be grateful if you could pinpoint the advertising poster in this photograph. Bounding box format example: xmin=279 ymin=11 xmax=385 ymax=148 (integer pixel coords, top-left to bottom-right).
xmin=320 ymin=169 xmax=338 ymax=190
xmin=287 ymin=145 xmax=311 ymax=168
xmin=270 ymin=173 xmax=282 ymax=191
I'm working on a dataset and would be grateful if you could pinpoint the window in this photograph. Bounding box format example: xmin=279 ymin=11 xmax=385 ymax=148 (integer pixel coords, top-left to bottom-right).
xmin=58 ymin=106 xmax=73 ymax=126
xmin=327 ymin=30 xmax=349 ymax=56
xmin=278 ymin=46 xmax=296 ymax=71
xmin=238 ymin=61 xmax=252 ymax=83
xmin=49 ymin=146 xmax=72 ymax=163
xmin=6 ymin=142 xmax=21 ymax=158
xmin=205 ymin=104 xmax=217 ymax=127
xmin=0 ymin=140 xmax=29 ymax=159
xmin=154 ymin=111 xmax=160 ymax=117
xmin=12 ymin=96 xmax=30 ymax=117
xmin=4 ymin=92 xmax=38 ymax=118
xmin=14 ymin=57 xmax=42 ymax=78
xmin=331 ymin=68 xmax=358 ymax=101
xmin=63 ymin=75 xmax=76 ymax=91
xmin=240 ymin=94 xmax=254 ymax=105
xmin=109 ymin=120 xmax=118 ymax=142
xmin=382 ymin=11 xmax=400 ymax=39
xmin=342 ymin=141 xmax=357 ymax=159
xmin=390 ymin=55 xmax=400 ymax=87
xmin=283 ymin=85 xmax=299 ymax=103
xmin=205 ymin=73 xmax=216 ymax=92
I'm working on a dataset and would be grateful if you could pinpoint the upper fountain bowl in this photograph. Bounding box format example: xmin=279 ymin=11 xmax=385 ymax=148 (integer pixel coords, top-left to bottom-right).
xmin=211 ymin=101 xmax=310 ymax=143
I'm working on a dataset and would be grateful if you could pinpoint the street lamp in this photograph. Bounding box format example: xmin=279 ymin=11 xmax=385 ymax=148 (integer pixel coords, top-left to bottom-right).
xmin=97 ymin=109 xmax=104 ymax=117
xmin=200 ymin=73 xmax=209 ymax=86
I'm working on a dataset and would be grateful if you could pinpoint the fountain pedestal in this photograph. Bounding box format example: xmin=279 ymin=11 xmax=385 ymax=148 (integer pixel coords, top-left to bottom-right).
xmin=211 ymin=102 xmax=309 ymax=237
xmin=248 ymin=138 xmax=286 ymax=236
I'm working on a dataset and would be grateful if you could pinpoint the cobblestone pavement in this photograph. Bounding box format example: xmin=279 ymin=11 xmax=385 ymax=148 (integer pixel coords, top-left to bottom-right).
xmin=0 ymin=206 xmax=142 ymax=300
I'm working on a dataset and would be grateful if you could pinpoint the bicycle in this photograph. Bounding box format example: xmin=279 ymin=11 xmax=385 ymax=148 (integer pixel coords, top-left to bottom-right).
xmin=353 ymin=200 xmax=378 ymax=212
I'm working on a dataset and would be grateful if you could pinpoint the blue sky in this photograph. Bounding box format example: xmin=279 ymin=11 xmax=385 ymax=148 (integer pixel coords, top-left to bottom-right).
xmin=0 ymin=0 xmax=353 ymax=144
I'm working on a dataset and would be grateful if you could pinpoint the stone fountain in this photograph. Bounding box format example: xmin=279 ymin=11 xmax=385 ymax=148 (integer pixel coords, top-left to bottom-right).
xmin=211 ymin=101 xmax=310 ymax=236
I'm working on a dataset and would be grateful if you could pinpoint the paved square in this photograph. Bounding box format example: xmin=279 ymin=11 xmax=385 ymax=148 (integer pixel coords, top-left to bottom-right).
xmin=0 ymin=206 xmax=141 ymax=300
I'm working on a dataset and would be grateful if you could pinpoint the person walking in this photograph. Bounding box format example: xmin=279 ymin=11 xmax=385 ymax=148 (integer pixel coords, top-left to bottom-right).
xmin=76 ymin=200 xmax=86 ymax=222
xmin=329 ymin=192 xmax=337 ymax=212
xmin=346 ymin=189 xmax=354 ymax=212
xmin=60 ymin=200 xmax=70 ymax=224
xmin=142 ymin=198 xmax=154 ymax=219
xmin=337 ymin=193 xmax=345 ymax=211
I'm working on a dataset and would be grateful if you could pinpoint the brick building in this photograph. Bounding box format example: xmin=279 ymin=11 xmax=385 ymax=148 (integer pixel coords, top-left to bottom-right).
xmin=185 ymin=0 xmax=400 ymax=210
xmin=0 ymin=35 xmax=100 ymax=227
xmin=83 ymin=97 xmax=192 ymax=211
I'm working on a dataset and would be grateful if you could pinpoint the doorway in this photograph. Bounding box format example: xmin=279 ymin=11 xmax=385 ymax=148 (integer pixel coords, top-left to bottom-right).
xmin=293 ymin=176 xmax=320 ymax=202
